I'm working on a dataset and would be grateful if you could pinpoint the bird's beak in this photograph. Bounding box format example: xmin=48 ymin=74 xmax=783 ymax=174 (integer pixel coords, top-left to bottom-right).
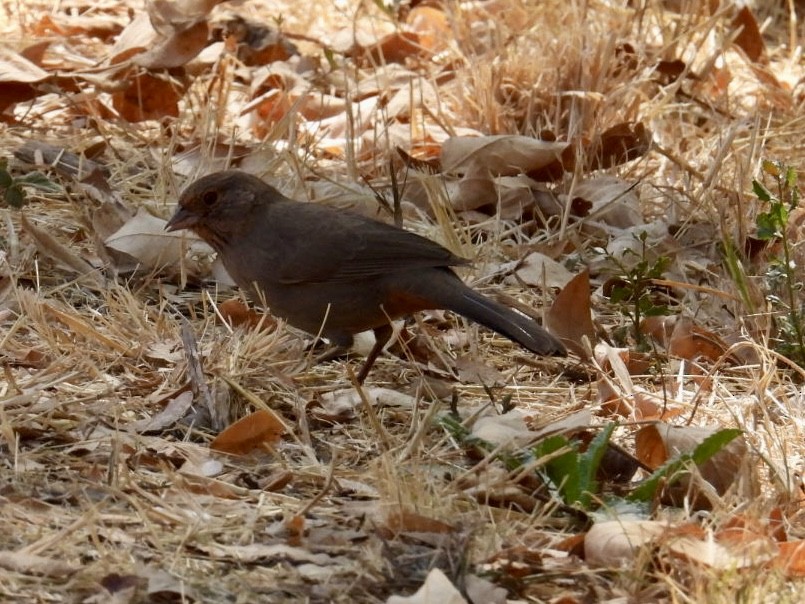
xmin=165 ymin=207 xmax=197 ymax=232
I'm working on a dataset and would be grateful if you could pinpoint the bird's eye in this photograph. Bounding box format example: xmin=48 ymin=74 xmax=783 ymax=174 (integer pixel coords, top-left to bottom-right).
xmin=201 ymin=190 xmax=219 ymax=206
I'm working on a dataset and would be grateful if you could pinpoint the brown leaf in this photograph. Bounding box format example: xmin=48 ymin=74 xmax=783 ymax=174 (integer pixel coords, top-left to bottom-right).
xmin=218 ymin=298 xmax=274 ymax=331
xmin=362 ymin=31 xmax=425 ymax=64
xmin=406 ymin=6 xmax=451 ymax=54
xmin=135 ymin=18 xmax=210 ymax=69
xmin=776 ymin=541 xmax=805 ymax=577
xmin=585 ymin=122 xmax=650 ymax=171
xmin=0 ymin=47 xmax=49 ymax=83
xmin=383 ymin=509 xmax=455 ymax=535
xmin=668 ymin=316 xmax=729 ymax=363
xmin=732 ymin=6 xmax=766 ymax=63
xmin=545 ymin=269 xmax=596 ymax=359
xmin=111 ymin=70 xmax=182 ymax=122
xmin=210 ymin=409 xmax=284 ymax=455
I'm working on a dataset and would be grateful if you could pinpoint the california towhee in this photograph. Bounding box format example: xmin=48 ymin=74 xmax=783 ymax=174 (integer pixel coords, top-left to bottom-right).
xmin=166 ymin=170 xmax=565 ymax=381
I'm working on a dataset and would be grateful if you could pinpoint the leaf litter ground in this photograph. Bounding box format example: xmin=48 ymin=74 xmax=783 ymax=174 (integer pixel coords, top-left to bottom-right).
xmin=1 ymin=1 xmax=805 ymax=602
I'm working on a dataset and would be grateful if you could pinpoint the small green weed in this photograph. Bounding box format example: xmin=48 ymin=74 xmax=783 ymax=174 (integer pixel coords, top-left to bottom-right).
xmin=752 ymin=160 xmax=805 ymax=367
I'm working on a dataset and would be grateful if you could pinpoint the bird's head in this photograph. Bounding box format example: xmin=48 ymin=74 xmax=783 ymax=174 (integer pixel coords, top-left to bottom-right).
xmin=166 ymin=170 xmax=277 ymax=252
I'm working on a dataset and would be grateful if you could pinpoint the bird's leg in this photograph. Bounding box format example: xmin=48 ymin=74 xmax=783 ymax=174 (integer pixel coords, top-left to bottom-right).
xmin=356 ymin=323 xmax=394 ymax=384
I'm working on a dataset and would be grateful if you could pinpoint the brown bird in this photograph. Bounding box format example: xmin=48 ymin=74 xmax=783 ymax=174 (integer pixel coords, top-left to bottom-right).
xmin=166 ymin=170 xmax=565 ymax=382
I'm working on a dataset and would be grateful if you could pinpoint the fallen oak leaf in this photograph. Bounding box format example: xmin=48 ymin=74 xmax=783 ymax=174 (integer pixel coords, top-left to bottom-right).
xmin=210 ymin=409 xmax=284 ymax=455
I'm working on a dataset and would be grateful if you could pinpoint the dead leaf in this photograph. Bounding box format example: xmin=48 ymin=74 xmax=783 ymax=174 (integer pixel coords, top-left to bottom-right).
xmin=570 ymin=177 xmax=643 ymax=229
xmin=195 ymin=542 xmax=340 ymax=565
xmin=210 ymin=409 xmax=284 ymax=455
xmin=641 ymin=316 xmax=732 ymax=364
xmin=585 ymin=122 xmax=650 ymax=171
xmin=441 ymin=135 xmax=568 ymax=177
xmin=386 ymin=568 xmax=467 ymax=604
xmin=111 ymin=69 xmax=182 ymax=122
xmin=0 ymin=550 xmax=78 ymax=577
xmin=312 ymin=387 xmax=416 ymax=421
xmin=585 ymin=520 xmax=667 ymax=566
xmin=586 ymin=520 xmax=774 ymax=570
xmin=515 ymin=252 xmax=574 ymax=289
xmin=732 ymin=6 xmax=766 ymax=63
xmin=383 ymin=509 xmax=455 ymax=535
xmin=775 ymin=540 xmax=805 ymax=577
xmin=463 ymin=574 xmax=507 ymax=604
xmin=471 ymin=410 xmax=534 ymax=448
xmin=104 ymin=207 xmax=195 ymax=273
xmin=545 ymin=269 xmax=596 ymax=358
xmin=0 ymin=46 xmax=50 ymax=83
xmin=635 ymin=422 xmax=749 ymax=506
xmin=218 ymin=298 xmax=274 ymax=330
xmin=128 ymin=391 xmax=194 ymax=433
xmin=454 ymin=355 xmax=504 ymax=384
xmin=406 ymin=6 xmax=451 ymax=54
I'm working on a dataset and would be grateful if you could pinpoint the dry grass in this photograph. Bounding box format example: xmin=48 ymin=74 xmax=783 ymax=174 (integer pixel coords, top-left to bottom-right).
xmin=2 ymin=0 xmax=805 ymax=602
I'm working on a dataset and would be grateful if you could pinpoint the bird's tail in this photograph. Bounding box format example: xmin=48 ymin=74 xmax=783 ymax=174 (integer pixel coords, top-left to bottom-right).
xmin=436 ymin=278 xmax=566 ymax=356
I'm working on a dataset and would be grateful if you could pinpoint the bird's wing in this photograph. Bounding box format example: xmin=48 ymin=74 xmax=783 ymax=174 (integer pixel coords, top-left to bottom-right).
xmin=269 ymin=202 xmax=469 ymax=284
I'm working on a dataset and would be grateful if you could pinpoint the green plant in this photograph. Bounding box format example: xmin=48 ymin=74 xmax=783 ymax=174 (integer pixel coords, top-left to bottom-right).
xmin=0 ymin=158 xmax=60 ymax=208
xmin=598 ymin=231 xmax=672 ymax=347
xmin=440 ymin=414 xmax=617 ymax=510
xmin=531 ymin=423 xmax=616 ymax=508
xmin=752 ymin=160 xmax=805 ymax=367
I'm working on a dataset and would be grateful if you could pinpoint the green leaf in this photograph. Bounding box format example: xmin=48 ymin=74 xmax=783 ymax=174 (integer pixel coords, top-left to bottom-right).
xmin=784 ymin=165 xmax=798 ymax=189
xmin=4 ymin=185 xmax=26 ymax=208
xmin=574 ymin=423 xmax=616 ymax=507
xmin=17 ymin=171 xmax=60 ymax=192
xmin=533 ymin=435 xmax=579 ymax=501
xmin=627 ymin=428 xmax=742 ymax=502
xmin=0 ymin=167 xmax=12 ymax=189
xmin=752 ymin=180 xmax=772 ymax=202
xmin=756 ymin=212 xmax=779 ymax=240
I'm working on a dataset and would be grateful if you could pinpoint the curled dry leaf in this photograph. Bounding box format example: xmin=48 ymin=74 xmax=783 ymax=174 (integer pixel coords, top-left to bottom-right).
xmin=732 ymin=6 xmax=766 ymax=63
xmin=0 ymin=551 xmax=78 ymax=578
xmin=584 ymin=122 xmax=651 ymax=171
xmin=0 ymin=46 xmax=49 ymax=83
xmin=110 ymin=2 xmax=217 ymax=69
xmin=441 ymin=135 xmax=568 ymax=177
xmin=210 ymin=409 xmax=285 ymax=455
